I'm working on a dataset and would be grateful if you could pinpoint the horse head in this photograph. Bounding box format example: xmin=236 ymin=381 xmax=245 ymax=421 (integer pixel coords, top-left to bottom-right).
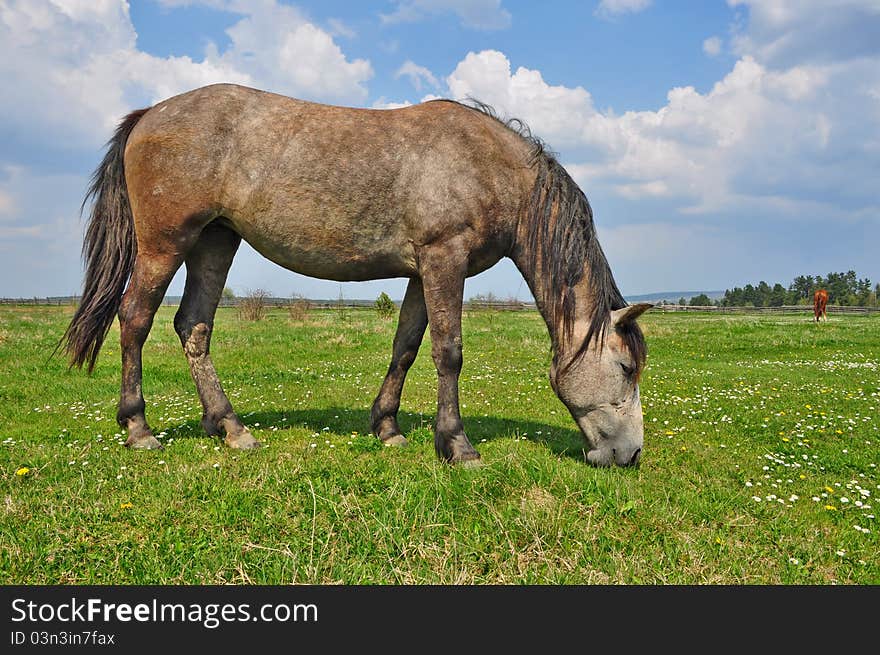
xmin=549 ymin=303 xmax=652 ymax=467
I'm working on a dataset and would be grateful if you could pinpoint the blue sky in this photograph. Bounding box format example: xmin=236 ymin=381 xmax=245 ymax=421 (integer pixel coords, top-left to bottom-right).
xmin=1 ymin=0 xmax=877 ymax=300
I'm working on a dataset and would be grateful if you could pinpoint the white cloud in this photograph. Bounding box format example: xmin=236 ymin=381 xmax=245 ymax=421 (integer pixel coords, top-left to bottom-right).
xmin=0 ymin=224 xmax=48 ymax=239
xmin=0 ymin=0 xmax=375 ymax=298
xmin=703 ymin=36 xmax=722 ymax=56
xmin=0 ymin=0 xmax=372 ymax=148
xmin=371 ymin=98 xmax=413 ymax=109
xmin=612 ymin=180 xmax=670 ymax=199
xmin=155 ymin=0 xmax=228 ymax=7
xmin=380 ymin=0 xmax=511 ymax=30
xmin=394 ymin=61 xmax=440 ymax=91
xmin=206 ymin=3 xmax=372 ymax=103
xmin=327 ymin=17 xmax=356 ymax=39
xmin=0 ymin=163 xmax=87 ymax=295
xmin=728 ymin=0 xmax=880 ymax=66
xmin=0 ymin=192 xmax=14 ymax=217
xmin=447 ymin=32 xmax=880 ymax=294
xmin=446 ymin=50 xmax=596 ymax=147
xmin=379 ymin=39 xmax=400 ymax=54
xmin=444 ymin=49 xmax=878 ymax=221
xmin=595 ymin=0 xmax=652 ymax=18
xmin=3 ymin=0 xmax=879 ymax=298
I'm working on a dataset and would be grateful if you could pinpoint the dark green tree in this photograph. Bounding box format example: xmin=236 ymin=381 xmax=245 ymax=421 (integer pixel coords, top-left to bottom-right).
xmin=721 ymin=287 xmax=743 ymax=307
xmin=769 ymin=283 xmax=787 ymax=307
xmin=856 ymin=277 xmax=872 ymax=305
xmin=720 ymin=271 xmax=874 ymax=307
xmin=789 ymin=275 xmax=814 ymax=301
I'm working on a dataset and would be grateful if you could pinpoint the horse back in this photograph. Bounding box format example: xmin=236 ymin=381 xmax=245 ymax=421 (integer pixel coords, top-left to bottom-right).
xmin=123 ymin=84 xmax=532 ymax=279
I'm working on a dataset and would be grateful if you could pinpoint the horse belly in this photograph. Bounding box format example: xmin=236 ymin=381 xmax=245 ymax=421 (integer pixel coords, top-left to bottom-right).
xmin=226 ymin=213 xmax=418 ymax=281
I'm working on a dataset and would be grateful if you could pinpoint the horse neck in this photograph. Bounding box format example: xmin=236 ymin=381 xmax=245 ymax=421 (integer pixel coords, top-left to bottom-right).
xmin=510 ymin=235 xmax=597 ymax=354
xmin=508 ymin=153 xmax=616 ymax=356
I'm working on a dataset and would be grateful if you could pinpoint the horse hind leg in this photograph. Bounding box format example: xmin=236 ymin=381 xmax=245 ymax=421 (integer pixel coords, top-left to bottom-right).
xmin=118 ymin=252 xmax=186 ymax=449
xmin=371 ymin=278 xmax=428 ymax=445
xmin=174 ymin=222 xmax=259 ymax=449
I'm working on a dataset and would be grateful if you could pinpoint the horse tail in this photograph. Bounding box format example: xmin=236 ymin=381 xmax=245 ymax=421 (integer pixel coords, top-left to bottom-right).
xmin=60 ymin=108 xmax=150 ymax=373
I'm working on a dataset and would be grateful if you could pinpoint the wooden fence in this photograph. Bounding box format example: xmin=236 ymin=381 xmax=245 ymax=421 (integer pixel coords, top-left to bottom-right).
xmin=0 ymin=297 xmax=76 ymax=306
xmin=2 ymin=297 xmax=878 ymax=314
xmin=651 ymin=304 xmax=880 ymax=315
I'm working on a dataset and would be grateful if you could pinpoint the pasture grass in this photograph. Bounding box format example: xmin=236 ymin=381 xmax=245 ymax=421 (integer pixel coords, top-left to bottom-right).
xmin=0 ymin=305 xmax=877 ymax=584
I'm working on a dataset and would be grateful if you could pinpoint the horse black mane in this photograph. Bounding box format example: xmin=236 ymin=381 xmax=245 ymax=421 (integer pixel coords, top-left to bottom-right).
xmin=433 ymin=98 xmax=646 ymax=377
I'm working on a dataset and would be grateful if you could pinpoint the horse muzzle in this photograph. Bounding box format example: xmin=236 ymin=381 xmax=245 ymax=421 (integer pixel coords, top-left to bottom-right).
xmin=576 ymin=410 xmax=644 ymax=468
xmin=586 ymin=443 xmax=642 ymax=467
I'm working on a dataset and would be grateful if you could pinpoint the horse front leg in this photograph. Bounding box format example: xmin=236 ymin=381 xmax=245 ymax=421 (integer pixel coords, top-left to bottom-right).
xmin=371 ymin=278 xmax=428 ymax=445
xmin=420 ymin=247 xmax=481 ymax=466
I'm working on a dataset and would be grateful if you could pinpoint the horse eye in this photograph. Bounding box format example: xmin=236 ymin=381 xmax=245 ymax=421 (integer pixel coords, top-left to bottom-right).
xmin=620 ymin=362 xmax=634 ymax=377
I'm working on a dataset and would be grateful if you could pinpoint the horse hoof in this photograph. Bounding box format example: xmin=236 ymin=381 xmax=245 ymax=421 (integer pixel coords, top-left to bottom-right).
xmin=458 ymin=456 xmax=484 ymax=469
xmin=450 ymin=447 xmax=482 ymax=467
xmin=125 ymin=434 xmax=163 ymax=450
xmin=225 ymin=430 xmax=261 ymax=449
xmin=382 ymin=434 xmax=409 ymax=447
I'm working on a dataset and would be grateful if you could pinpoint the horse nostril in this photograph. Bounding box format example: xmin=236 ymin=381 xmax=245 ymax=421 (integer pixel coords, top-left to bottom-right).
xmin=629 ymin=448 xmax=641 ymax=466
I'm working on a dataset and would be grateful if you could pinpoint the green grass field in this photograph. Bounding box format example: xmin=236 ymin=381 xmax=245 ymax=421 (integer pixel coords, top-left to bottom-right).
xmin=1 ymin=304 xmax=877 ymax=584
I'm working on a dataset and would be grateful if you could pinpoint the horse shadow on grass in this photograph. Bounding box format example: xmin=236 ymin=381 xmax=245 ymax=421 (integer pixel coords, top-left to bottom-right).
xmin=163 ymin=406 xmax=589 ymax=463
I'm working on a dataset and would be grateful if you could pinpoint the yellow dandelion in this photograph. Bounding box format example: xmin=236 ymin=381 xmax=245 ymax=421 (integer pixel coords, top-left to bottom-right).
xmin=665 ymin=430 xmax=674 ymax=436
xmin=799 ymin=474 xmax=806 ymax=479
xmin=824 ymin=486 xmax=834 ymax=494
xmin=715 ymin=537 xmax=723 ymax=545
xmin=805 ymin=404 xmax=812 ymax=409
xmin=824 ymin=505 xmax=836 ymax=511
xmin=782 ymin=437 xmax=790 ymax=442
xmin=680 ymin=446 xmax=687 ymax=452
xmin=15 ymin=467 xmax=30 ymax=477
xmin=120 ymin=502 xmax=133 ymax=509
xmin=836 ymin=430 xmax=843 ymax=435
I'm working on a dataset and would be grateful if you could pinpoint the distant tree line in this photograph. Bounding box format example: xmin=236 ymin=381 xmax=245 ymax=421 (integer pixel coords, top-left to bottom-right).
xmin=715 ymin=271 xmax=878 ymax=307
xmin=659 ymin=271 xmax=879 ymax=307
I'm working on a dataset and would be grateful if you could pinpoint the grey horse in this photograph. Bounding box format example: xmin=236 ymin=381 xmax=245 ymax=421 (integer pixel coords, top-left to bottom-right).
xmin=62 ymin=84 xmax=651 ymax=467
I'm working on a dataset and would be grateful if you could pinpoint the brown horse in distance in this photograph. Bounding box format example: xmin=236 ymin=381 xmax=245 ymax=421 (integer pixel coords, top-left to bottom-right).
xmin=61 ymin=84 xmax=652 ymax=467
xmin=813 ymin=289 xmax=828 ymax=322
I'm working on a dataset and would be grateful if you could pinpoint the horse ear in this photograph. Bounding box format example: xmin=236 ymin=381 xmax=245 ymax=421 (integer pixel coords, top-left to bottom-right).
xmin=611 ymin=303 xmax=653 ymax=327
